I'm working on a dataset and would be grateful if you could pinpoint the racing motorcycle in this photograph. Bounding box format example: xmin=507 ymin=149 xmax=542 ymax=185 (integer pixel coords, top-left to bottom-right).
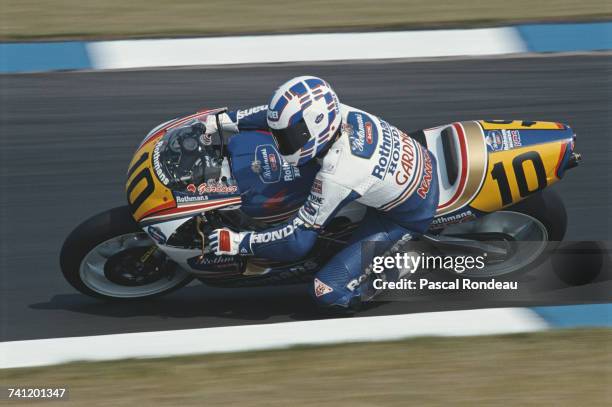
xmin=60 ymin=108 xmax=581 ymax=300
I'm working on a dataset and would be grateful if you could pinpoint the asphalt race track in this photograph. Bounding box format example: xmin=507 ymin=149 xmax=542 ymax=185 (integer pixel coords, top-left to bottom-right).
xmin=1 ymin=54 xmax=611 ymax=341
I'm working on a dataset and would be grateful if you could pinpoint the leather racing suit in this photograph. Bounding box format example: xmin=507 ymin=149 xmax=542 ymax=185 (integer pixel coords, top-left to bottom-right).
xmin=220 ymin=104 xmax=439 ymax=309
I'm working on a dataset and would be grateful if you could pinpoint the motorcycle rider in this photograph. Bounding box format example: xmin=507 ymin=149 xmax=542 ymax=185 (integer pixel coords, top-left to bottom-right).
xmin=206 ymin=76 xmax=439 ymax=311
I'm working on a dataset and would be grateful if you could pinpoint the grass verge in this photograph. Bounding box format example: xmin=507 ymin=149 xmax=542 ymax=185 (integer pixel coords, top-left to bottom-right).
xmin=0 ymin=0 xmax=611 ymax=41
xmin=2 ymin=328 xmax=611 ymax=406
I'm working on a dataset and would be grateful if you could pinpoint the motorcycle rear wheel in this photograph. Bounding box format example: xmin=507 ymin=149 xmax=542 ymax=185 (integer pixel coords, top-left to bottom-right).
xmin=60 ymin=206 xmax=193 ymax=300
xmin=439 ymin=188 xmax=567 ymax=278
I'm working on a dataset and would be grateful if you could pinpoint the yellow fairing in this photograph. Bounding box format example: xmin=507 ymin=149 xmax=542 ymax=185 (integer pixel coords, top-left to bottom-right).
xmin=125 ymin=135 xmax=176 ymax=222
xmin=478 ymin=120 xmax=564 ymax=130
xmin=470 ymin=141 xmax=565 ymax=212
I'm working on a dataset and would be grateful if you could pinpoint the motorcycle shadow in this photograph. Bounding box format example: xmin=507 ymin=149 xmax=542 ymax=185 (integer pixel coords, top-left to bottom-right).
xmin=30 ymin=283 xmax=388 ymax=321
xmin=30 ymin=240 xmax=609 ymax=322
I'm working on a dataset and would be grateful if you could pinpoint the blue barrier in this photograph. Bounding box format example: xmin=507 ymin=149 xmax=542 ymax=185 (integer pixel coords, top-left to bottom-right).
xmin=517 ymin=22 xmax=612 ymax=52
xmin=532 ymin=304 xmax=612 ymax=328
xmin=0 ymin=41 xmax=91 ymax=73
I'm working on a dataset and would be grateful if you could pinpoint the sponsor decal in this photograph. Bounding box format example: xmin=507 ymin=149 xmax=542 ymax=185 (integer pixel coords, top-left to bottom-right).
xmin=147 ymin=226 xmax=167 ymax=245
xmin=506 ymin=129 xmax=522 ymax=148
xmin=394 ymin=133 xmax=417 ymax=186
xmin=176 ymin=182 xmax=239 ymax=205
xmin=308 ymin=194 xmax=324 ymax=205
xmin=251 ymin=218 xmax=304 ymax=244
xmin=303 ymin=201 xmax=318 ymax=216
xmin=417 ymin=150 xmax=433 ymax=199
xmin=298 ymin=192 xmax=323 ymax=226
xmin=371 ymin=120 xmax=401 ymax=180
xmin=187 ymin=254 xmax=238 ymax=271
xmin=486 ymin=130 xmax=521 ymax=151
xmin=152 ymin=141 xmax=170 ymax=185
xmin=267 ymin=110 xmax=279 ymax=120
xmin=346 ymin=273 xmax=368 ymax=292
xmin=193 ymin=255 xmax=236 ymax=266
xmin=312 ymin=179 xmax=323 ymax=194
xmin=365 ymin=122 xmax=374 ymax=144
xmin=254 ymin=144 xmax=300 ymax=183
xmin=485 ymin=131 xmax=501 ymax=151
xmin=430 ymin=210 xmax=476 ymax=229
xmin=197 ymin=182 xmax=238 ymax=194
xmin=314 ymin=278 xmax=334 ymax=297
xmin=175 ymin=194 xmax=208 ymax=204
xmin=251 ymin=159 xmax=262 ymax=174
xmin=237 ymin=105 xmax=267 ymax=120
xmin=281 ymin=160 xmax=300 ymax=182
xmin=268 ymin=153 xmax=278 ymax=171
xmin=347 ymin=112 xmax=378 ymax=159
xmin=255 ymin=145 xmax=282 ymax=184
xmin=315 ymin=113 xmax=324 ymax=124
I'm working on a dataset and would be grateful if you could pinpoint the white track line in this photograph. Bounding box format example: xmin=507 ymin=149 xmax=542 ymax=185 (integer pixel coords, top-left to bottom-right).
xmin=1 ymin=308 xmax=546 ymax=369
xmin=88 ymin=27 xmax=526 ymax=70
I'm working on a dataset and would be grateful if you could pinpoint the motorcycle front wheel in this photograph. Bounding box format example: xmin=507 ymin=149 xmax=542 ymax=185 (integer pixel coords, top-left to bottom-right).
xmin=60 ymin=206 xmax=193 ymax=300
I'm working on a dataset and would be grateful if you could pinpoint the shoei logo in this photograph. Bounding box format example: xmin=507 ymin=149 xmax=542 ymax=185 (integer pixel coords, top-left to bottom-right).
xmin=315 ymin=113 xmax=324 ymax=124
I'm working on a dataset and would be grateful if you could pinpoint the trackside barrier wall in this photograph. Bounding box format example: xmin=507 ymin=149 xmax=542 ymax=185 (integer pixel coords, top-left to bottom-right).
xmin=1 ymin=22 xmax=611 ymax=73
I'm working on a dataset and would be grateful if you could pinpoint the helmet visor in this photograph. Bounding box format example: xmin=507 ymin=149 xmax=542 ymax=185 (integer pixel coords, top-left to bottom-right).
xmin=271 ymin=118 xmax=311 ymax=155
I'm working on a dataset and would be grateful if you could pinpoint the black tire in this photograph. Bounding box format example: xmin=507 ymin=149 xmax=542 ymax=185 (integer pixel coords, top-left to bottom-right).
xmin=505 ymin=187 xmax=567 ymax=242
xmin=59 ymin=206 xmax=193 ymax=300
xmin=475 ymin=188 xmax=567 ymax=278
xmin=438 ymin=188 xmax=567 ymax=279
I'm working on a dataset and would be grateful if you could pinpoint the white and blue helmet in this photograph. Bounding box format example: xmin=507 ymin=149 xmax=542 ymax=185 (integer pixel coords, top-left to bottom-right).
xmin=267 ymin=76 xmax=341 ymax=166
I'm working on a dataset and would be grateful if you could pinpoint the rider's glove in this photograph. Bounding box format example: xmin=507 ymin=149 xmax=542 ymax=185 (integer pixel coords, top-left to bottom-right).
xmin=204 ymin=115 xmax=219 ymax=135
xmin=208 ymin=228 xmax=253 ymax=256
xmin=204 ymin=113 xmax=238 ymax=135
